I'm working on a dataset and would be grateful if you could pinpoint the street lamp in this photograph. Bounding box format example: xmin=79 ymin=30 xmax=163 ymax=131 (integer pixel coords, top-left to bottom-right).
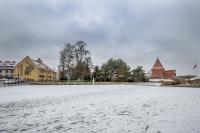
xmin=91 ymin=65 xmax=95 ymax=85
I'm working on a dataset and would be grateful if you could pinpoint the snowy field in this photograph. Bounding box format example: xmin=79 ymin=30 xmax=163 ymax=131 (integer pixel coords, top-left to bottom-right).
xmin=0 ymin=85 xmax=200 ymax=133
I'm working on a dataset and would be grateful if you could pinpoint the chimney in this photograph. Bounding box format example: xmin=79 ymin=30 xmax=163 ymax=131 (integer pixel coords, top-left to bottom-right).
xmin=37 ymin=58 xmax=43 ymax=63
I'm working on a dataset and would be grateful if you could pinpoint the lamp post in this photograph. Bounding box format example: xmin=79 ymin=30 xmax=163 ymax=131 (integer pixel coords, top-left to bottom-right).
xmin=91 ymin=65 xmax=95 ymax=85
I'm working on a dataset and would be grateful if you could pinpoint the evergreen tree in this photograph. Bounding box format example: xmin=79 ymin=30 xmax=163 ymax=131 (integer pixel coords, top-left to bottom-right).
xmin=131 ymin=66 xmax=146 ymax=82
xmin=100 ymin=58 xmax=130 ymax=82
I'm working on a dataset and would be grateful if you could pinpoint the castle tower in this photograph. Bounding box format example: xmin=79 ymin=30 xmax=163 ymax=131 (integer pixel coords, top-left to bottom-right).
xmin=151 ymin=58 xmax=165 ymax=79
xmin=151 ymin=58 xmax=176 ymax=79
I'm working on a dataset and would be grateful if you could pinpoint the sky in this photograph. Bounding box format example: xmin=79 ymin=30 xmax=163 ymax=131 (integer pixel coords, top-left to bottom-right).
xmin=0 ymin=0 xmax=200 ymax=75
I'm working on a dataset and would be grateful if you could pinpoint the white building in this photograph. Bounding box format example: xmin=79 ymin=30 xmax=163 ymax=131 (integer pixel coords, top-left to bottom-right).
xmin=0 ymin=61 xmax=16 ymax=79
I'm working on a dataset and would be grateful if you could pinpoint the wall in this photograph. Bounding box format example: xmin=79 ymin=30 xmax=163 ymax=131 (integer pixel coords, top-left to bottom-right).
xmin=151 ymin=68 xmax=165 ymax=79
xmin=165 ymin=70 xmax=176 ymax=79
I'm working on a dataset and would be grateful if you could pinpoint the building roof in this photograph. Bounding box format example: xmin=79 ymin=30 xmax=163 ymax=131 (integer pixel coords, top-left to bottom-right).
xmin=0 ymin=61 xmax=16 ymax=70
xmin=152 ymin=58 xmax=164 ymax=69
xmin=165 ymin=70 xmax=176 ymax=72
xmin=31 ymin=58 xmax=55 ymax=72
xmin=23 ymin=56 xmax=55 ymax=72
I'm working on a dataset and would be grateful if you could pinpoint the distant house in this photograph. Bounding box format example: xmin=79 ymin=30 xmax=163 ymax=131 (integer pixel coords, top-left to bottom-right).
xmin=0 ymin=61 xmax=16 ymax=79
xmin=189 ymin=77 xmax=200 ymax=84
xmin=14 ymin=56 xmax=56 ymax=81
xmin=151 ymin=58 xmax=176 ymax=79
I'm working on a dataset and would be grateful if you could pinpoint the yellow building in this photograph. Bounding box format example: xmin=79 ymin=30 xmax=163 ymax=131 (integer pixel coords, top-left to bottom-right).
xmin=14 ymin=56 xmax=56 ymax=81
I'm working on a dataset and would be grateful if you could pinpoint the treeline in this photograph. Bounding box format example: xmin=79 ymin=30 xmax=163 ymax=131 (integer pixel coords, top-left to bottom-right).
xmin=59 ymin=41 xmax=148 ymax=82
xmin=92 ymin=59 xmax=147 ymax=82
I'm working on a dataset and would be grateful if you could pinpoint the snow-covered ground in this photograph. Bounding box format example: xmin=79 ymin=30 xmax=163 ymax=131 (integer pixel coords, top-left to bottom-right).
xmin=0 ymin=85 xmax=200 ymax=133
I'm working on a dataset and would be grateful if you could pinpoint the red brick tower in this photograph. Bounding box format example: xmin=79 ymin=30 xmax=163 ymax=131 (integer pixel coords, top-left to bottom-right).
xmin=151 ymin=58 xmax=165 ymax=79
xmin=151 ymin=58 xmax=176 ymax=79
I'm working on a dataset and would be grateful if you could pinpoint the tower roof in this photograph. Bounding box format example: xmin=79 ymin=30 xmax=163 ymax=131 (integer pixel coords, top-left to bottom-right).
xmin=152 ymin=58 xmax=164 ymax=69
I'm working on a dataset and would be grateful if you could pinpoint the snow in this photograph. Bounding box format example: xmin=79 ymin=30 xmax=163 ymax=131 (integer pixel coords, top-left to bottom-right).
xmin=0 ymin=85 xmax=200 ymax=133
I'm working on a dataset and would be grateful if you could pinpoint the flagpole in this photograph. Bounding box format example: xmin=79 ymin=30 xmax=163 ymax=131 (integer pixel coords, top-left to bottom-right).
xmin=193 ymin=64 xmax=198 ymax=77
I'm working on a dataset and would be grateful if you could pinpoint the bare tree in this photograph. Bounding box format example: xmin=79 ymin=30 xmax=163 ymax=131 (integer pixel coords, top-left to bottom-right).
xmin=59 ymin=41 xmax=92 ymax=82
xmin=64 ymin=43 xmax=75 ymax=83
xmin=74 ymin=41 xmax=90 ymax=63
xmin=85 ymin=57 xmax=92 ymax=68
xmin=59 ymin=50 xmax=66 ymax=80
xmin=59 ymin=43 xmax=75 ymax=83
xmin=74 ymin=41 xmax=92 ymax=81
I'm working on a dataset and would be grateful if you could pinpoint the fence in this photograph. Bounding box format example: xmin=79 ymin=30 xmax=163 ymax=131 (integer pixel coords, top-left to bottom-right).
xmin=0 ymin=80 xmax=94 ymax=86
xmin=0 ymin=80 xmax=30 ymax=87
xmin=0 ymin=80 xmax=147 ymax=87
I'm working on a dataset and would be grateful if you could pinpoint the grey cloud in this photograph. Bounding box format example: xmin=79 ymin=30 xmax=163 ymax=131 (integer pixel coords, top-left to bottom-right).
xmin=0 ymin=0 xmax=200 ymax=75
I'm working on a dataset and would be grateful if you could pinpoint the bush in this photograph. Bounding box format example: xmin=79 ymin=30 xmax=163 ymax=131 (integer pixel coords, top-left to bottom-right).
xmin=127 ymin=77 xmax=134 ymax=82
xmin=115 ymin=76 xmax=127 ymax=82
xmin=105 ymin=78 xmax=111 ymax=82
xmin=95 ymin=76 xmax=105 ymax=82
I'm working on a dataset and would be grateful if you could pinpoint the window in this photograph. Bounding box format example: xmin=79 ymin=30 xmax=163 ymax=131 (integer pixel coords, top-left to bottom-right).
xmin=0 ymin=70 xmax=2 ymax=73
xmin=5 ymin=70 xmax=8 ymax=73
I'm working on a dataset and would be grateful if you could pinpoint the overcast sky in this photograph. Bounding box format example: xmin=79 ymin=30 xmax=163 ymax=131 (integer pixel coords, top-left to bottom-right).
xmin=0 ymin=0 xmax=200 ymax=75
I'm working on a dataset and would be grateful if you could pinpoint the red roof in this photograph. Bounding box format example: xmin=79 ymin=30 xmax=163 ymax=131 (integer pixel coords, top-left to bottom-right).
xmin=152 ymin=58 xmax=164 ymax=69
